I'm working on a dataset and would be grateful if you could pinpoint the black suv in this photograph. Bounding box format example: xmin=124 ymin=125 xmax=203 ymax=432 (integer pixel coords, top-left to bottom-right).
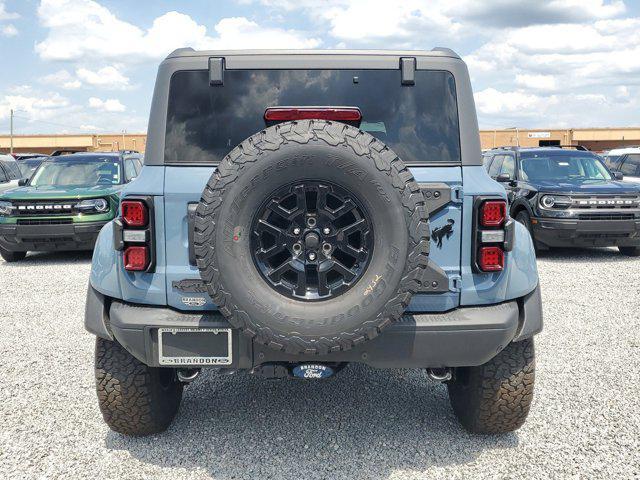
xmin=483 ymin=146 xmax=640 ymax=255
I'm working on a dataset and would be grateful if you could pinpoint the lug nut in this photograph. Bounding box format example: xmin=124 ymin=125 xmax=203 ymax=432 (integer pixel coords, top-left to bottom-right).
xmin=308 ymin=252 xmax=316 ymax=261
xmin=323 ymin=227 xmax=330 ymax=235
xmin=322 ymin=243 xmax=332 ymax=253
xmin=293 ymin=243 xmax=302 ymax=254
xmin=307 ymin=217 xmax=317 ymax=227
xmin=293 ymin=227 xmax=301 ymax=235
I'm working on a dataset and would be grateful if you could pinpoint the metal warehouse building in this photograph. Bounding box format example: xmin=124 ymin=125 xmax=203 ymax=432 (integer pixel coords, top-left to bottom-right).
xmin=1 ymin=127 xmax=639 ymax=155
xmin=480 ymin=127 xmax=640 ymax=152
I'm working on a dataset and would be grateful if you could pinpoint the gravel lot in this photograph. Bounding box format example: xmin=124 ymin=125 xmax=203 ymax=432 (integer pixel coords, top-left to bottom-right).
xmin=1 ymin=248 xmax=639 ymax=479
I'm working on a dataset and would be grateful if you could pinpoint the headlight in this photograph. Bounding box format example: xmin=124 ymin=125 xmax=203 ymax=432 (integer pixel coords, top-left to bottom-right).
xmin=76 ymin=198 xmax=110 ymax=213
xmin=540 ymin=195 xmax=571 ymax=209
xmin=0 ymin=201 xmax=13 ymax=216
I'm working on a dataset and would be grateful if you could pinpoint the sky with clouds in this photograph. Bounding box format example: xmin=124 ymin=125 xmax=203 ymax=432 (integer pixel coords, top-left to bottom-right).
xmin=0 ymin=0 xmax=639 ymax=134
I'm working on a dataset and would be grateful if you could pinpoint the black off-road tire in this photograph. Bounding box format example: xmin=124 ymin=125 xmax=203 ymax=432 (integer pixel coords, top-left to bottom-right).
xmin=194 ymin=119 xmax=430 ymax=355
xmin=447 ymin=339 xmax=535 ymax=434
xmin=0 ymin=248 xmax=26 ymax=262
xmin=515 ymin=210 xmax=546 ymax=252
xmin=618 ymin=246 xmax=640 ymax=256
xmin=95 ymin=337 xmax=183 ymax=436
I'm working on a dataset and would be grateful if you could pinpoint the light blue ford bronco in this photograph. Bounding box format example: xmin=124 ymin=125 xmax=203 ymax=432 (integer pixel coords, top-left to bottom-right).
xmin=85 ymin=49 xmax=542 ymax=436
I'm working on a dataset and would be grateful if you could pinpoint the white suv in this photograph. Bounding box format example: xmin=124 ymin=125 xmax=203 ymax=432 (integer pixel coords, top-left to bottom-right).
xmin=604 ymin=147 xmax=640 ymax=183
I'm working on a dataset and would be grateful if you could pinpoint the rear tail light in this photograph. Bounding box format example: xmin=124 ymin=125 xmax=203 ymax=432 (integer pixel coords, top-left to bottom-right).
xmin=478 ymin=246 xmax=504 ymax=271
xmin=474 ymin=198 xmax=512 ymax=273
xmin=117 ymin=197 xmax=155 ymax=272
xmin=121 ymin=200 xmax=147 ymax=227
xmin=480 ymin=200 xmax=507 ymax=227
xmin=264 ymin=107 xmax=362 ymax=123
xmin=123 ymin=246 xmax=149 ymax=271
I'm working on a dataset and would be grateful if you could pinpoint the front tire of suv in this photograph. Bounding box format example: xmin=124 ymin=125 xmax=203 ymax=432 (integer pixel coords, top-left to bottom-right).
xmin=447 ymin=339 xmax=535 ymax=434
xmin=95 ymin=337 xmax=183 ymax=436
xmin=618 ymin=246 xmax=640 ymax=256
xmin=0 ymin=248 xmax=26 ymax=262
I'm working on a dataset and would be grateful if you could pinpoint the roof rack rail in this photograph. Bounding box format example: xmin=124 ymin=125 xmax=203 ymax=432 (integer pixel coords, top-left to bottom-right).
xmin=490 ymin=146 xmax=519 ymax=151
xmin=119 ymin=150 xmax=139 ymax=154
xmin=50 ymin=149 xmax=85 ymax=156
xmin=551 ymin=145 xmax=588 ymax=151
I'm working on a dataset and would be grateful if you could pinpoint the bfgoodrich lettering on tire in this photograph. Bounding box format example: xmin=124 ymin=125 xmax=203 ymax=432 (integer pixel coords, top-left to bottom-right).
xmin=194 ymin=120 xmax=430 ymax=355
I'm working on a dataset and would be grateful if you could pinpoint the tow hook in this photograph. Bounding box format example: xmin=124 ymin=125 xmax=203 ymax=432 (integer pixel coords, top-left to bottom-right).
xmin=426 ymin=367 xmax=452 ymax=382
xmin=177 ymin=368 xmax=201 ymax=383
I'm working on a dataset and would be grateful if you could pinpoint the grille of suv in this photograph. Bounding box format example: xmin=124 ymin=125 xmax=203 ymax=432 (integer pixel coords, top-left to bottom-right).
xmin=17 ymin=218 xmax=74 ymax=225
xmin=578 ymin=213 xmax=636 ymax=221
xmin=571 ymin=195 xmax=640 ymax=210
xmin=12 ymin=201 xmax=76 ymax=216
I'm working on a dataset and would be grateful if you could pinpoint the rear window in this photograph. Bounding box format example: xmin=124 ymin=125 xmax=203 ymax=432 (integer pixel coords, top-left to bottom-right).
xmin=165 ymin=69 xmax=461 ymax=165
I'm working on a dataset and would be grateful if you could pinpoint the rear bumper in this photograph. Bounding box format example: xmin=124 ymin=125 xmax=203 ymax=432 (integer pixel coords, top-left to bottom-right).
xmin=0 ymin=220 xmax=108 ymax=251
xmin=85 ymin=283 xmax=543 ymax=369
xmin=532 ymin=216 xmax=640 ymax=248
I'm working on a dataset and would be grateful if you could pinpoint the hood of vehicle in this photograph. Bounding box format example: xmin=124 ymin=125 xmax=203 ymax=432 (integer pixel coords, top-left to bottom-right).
xmin=0 ymin=184 xmax=122 ymax=201
xmin=529 ymin=179 xmax=640 ymax=195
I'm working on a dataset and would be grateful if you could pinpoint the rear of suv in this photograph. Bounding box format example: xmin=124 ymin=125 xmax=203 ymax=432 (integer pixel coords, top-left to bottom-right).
xmin=484 ymin=146 xmax=640 ymax=256
xmin=85 ymin=49 xmax=542 ymax=436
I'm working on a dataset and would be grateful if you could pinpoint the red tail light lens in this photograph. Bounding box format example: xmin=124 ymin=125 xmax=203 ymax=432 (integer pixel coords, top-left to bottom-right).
xmin=124 ymin=246 xmax=149 ymax=271
xmin=479 ymin=246 xmax=504 ymax=272
xmin=480 ymin=200 xmax=507 ymax=227
xmin=264 ymin=107 xmax=362 ymax=123
xmin=121 ymin=200 xmax=147 ymax=227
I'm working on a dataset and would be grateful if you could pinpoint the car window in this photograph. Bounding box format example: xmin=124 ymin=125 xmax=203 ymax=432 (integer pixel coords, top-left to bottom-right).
xmin=133 ymin=159 xmax=142 ymax=175
xmin=488 ymin=155 xmax=504 ymax=178
xmin=0 ymin=166 xmax=7 ymax=183
xmin=31 ymin=158 xmax=122 ymax=187
xmin=620 ymin=154 xmax=640 ymax=176
xmin=520 ymin=152 xmax=611 ymax=182
xmin=604 ymin=155 xmax=621 ymax=169
xmin=500 ymin=155 xmax=515 ymax=178
xmin=165 ymin=69 xmax=461 ymax=165
xmin=3 ymin=160 xmax=21 ymax=180
xmin=124 ymin=159 xmax=138 ymax=182
xmin=482 ymin=154 xmax=493 ymax=171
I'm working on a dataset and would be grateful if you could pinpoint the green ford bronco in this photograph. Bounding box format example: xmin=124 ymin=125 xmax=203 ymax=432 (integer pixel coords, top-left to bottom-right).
xmin=0 ymin=152 xmax=142 ymax=262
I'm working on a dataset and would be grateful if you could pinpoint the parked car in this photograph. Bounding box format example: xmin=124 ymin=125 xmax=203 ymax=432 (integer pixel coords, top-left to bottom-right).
xmin=0 ymin=154 xmax=22 ymax=194
xmin=603 ymin=147 xmax=640 ymax=183
xmin=483 ymin=146 xmax=640 ymax=255
xmin=85 ymin=48 xmax=542 ymax=437
xmin=16 ymin=156 xmax=48 ymax=178
xmin=0 ymin=151 xmax=143 ymax=262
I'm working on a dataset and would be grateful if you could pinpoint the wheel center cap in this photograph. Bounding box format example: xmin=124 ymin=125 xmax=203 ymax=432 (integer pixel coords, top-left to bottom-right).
xmin=304 ymin=232 xmax=320 ymax=249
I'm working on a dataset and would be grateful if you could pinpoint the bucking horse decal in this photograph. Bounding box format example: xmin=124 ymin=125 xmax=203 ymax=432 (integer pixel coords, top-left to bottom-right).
xmin=432 ymin=219 xmax=455 ymax=248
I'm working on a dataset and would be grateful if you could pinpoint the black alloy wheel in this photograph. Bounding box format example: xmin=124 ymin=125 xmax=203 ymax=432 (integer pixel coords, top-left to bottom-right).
xmin=251 ymin=181 xmax=373 ymax=301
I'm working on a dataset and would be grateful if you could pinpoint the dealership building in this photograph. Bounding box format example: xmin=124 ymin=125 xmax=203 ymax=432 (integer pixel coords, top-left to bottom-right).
xmin=1 ymin=127 xmax=639 ymax=155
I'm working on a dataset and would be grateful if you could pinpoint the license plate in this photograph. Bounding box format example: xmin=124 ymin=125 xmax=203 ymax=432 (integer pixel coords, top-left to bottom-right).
xmin=158 ymin=327 xmax=232 ymax=366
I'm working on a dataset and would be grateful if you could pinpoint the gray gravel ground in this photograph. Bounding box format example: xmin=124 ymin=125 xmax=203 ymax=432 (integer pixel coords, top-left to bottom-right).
xmin=1 ymin=248 xmax=639 ymax=479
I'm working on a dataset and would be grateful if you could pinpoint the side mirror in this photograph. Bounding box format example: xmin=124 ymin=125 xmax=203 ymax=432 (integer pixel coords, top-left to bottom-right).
xmin=496 ymin=173 xmax=512 ymax=183
xmin=18 ymin=178 xmax=29 ymax=186
xmin=613 ymin=171 xmax=624 ymax=181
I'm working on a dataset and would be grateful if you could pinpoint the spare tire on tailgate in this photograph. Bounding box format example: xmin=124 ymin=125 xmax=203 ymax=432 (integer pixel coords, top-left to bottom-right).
xmin=194 ymin=119 xmax=429 ymax=355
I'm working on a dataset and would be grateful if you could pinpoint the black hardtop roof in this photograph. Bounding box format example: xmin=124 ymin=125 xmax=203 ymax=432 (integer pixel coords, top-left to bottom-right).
xmin=166 ymin=47 xmax=460 ymax=60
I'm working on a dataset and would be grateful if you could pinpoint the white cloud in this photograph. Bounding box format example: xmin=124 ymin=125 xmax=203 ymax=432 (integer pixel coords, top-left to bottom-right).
xmin=35 ymin=0 xmax=320 ymax=62
xmin=88 ymin=97 xmax=126 ymax=112
xmin=475 ymin=88 xmax=556 ymax=116
xmin=515 ymin=74 xmax=558 ymax=92
xmin=76 ymin=65 xmax=130 ymax=89
xmin=40 ymin=70 xmax=82 ymax=90
xmin=0 ymin=1 xmax=18 ymax=21
xmin=0 ymin=92 xmax=71 ymax=122
xmin=80 ymin=124 xmax=100 ymax=131
xmin=1 ymin=23 xmax=17 ymax=36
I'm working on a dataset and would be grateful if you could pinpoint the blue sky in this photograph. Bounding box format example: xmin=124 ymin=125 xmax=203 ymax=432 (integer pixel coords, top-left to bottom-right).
xmin=1 ymin=0 xmax=639 ymax=134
